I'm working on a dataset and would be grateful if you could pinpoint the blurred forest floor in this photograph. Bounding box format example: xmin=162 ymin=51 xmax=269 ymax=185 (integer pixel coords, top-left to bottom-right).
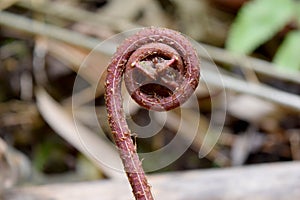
xmin=0 ymin=0 xmax=300 ymax=195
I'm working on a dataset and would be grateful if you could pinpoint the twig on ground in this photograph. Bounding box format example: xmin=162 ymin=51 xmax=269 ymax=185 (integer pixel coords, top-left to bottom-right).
xmin=1 ymin=11 xmax=299 ymax=110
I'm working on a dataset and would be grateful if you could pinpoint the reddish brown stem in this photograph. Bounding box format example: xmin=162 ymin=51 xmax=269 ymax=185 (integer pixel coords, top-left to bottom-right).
xmin=105 ymin=27 xmax=200 ymax=200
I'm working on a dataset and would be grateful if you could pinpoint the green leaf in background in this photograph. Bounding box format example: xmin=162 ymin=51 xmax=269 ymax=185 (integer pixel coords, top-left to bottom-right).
xmin=296 ymin=2 xmax=300 ymax=25
xmin=226 ymin=0 xmax=294 ymax=54
xmin=273 ymin=31 xmax=300 ymax=71
xmin=33 ymin=141 xmax=55 ymax=172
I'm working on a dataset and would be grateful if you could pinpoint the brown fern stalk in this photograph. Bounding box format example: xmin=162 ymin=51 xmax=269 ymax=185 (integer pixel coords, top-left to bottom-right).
xmin=105 ymin=27 xmax=200 ymax=200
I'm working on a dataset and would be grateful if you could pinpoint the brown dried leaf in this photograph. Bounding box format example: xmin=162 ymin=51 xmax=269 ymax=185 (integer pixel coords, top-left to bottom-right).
xmin=35 ymin=88 xmax=124 ymax=179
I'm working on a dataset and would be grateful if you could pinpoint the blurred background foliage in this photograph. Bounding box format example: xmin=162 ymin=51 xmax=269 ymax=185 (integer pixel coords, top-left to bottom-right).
xmin=0 ymin=0 xmax=300 ymax=193
xmin=226 ymin=0 xmax=300 ymax=71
